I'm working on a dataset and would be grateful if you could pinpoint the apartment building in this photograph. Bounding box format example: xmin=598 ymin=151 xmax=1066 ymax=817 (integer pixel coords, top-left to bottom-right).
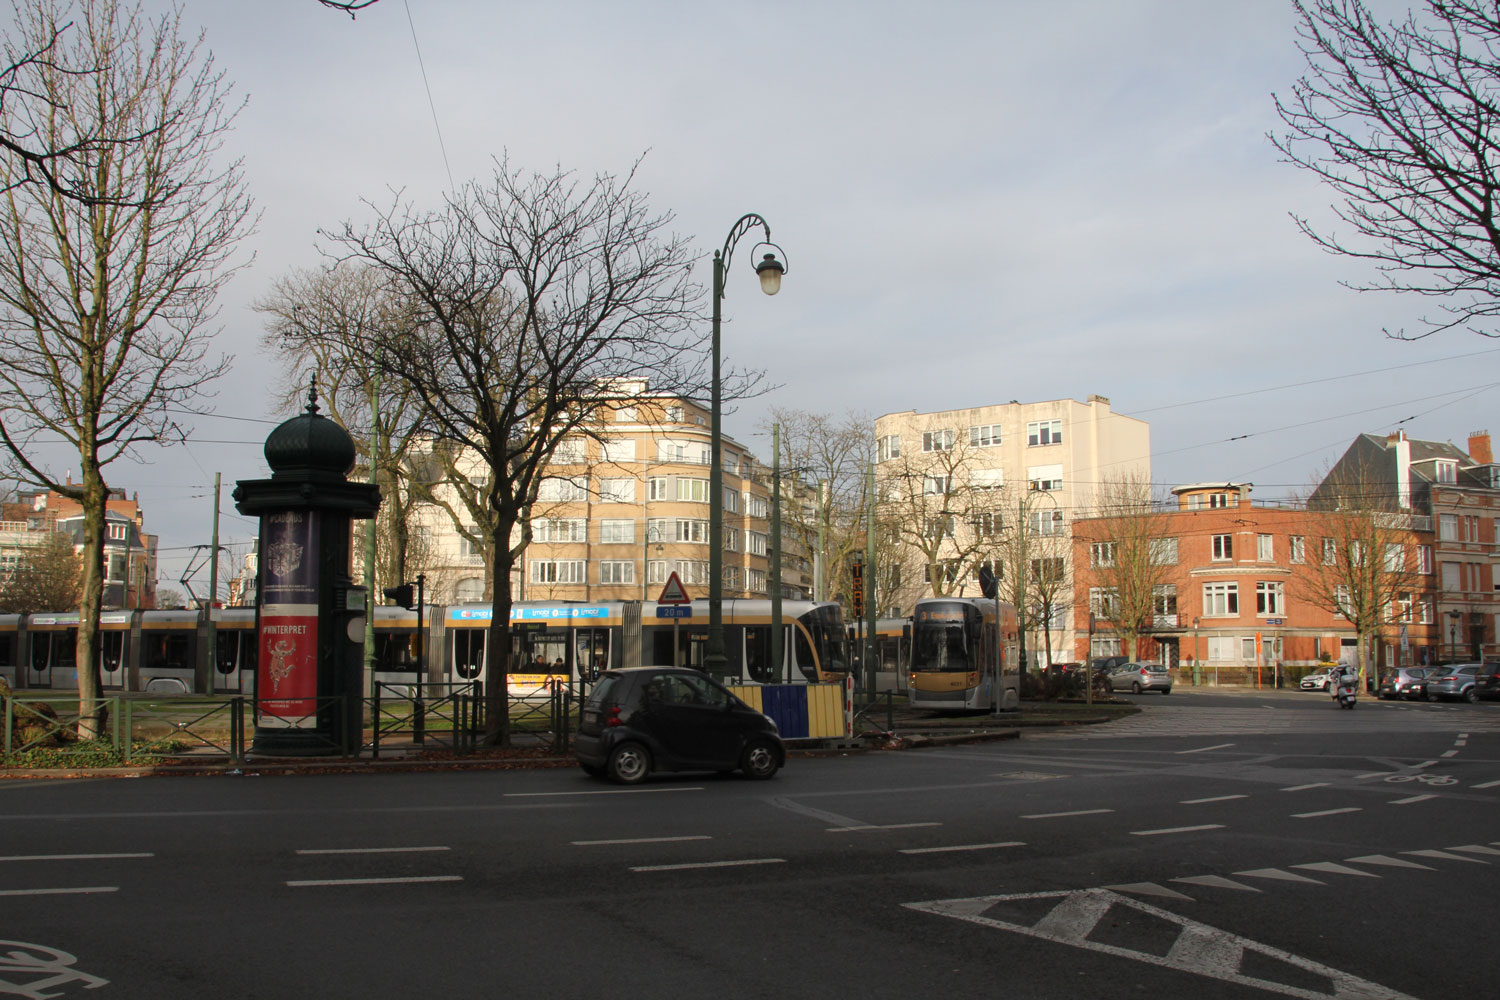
xmin=873 ymin=394 xmax=1150 ymax=666
xmin=412 ymin=391 xmax=802 ymax=605
xmin=0 ymin=486 xmax=157 ymax=609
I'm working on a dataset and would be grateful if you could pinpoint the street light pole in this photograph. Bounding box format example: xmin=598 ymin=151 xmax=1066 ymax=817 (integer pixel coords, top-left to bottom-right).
xmin=706 ymin=214 xmax=787 ymax=677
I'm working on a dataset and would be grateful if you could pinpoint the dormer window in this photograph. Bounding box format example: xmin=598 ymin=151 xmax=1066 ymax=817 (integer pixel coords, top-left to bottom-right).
xmin=1435 ymin=460 xmax=1457 ymax=484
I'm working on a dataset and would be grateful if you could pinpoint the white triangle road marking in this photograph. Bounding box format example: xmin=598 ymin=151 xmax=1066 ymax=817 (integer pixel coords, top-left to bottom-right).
xmin=904 ymin=887 xmax=1418 ymax=999
xmin=1345 ymin=855 xmax=1435 ymax=871
xmin=1447 ymin=844 xmax=1500 ymax=856
xmin=1104 ymin=882 xmax=1195 ymax=901
xmin=1404 ymin=849 xmax=1488 ymax=863
xmin=1235 ymin=867 xmax=1325 ymax=884
xmin=1171 ymin=875 xmax=1261 ymax=892
xmin=1291 ymin=862 xmax=1380 ymax=879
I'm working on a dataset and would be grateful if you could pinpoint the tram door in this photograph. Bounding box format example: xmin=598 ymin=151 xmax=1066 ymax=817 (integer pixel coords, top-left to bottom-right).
xmin=100 ymin=632 xmax=126 ymax=689
xmin=574 ymin=627 xmax=609 ymax=682
xmin=452 ymin=629 xmax=485 ymax=681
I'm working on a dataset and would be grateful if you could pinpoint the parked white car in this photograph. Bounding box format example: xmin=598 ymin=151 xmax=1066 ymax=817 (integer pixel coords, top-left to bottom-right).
xmin=1299 ymin=667 xmax=1339 ymax=691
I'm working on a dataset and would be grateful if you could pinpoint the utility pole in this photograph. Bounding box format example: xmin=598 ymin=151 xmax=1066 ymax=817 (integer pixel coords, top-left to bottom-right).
xmin=363 ymin=361 xmax=382 ymax=694
xmin=815 ymin=479 xmax=827 ymax=603
xmin=864 ymin=461 xmax=877 ymax=695
xmin=203 ymin=472 xmax=221 ymax=695
xmin=770 ymin=422 xmax=784 ymax=681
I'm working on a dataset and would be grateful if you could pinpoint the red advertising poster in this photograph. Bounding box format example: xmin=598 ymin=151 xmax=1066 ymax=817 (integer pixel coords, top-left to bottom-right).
xmin=257 ymin=511 xmax=321 ymax=727
xmin=258 ymin=605 xmax=319 ymax=726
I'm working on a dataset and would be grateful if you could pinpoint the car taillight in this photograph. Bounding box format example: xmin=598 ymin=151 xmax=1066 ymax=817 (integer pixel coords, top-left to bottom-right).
xmin=605 ymin=706 xmax=622 ymax=727
xmin=1140 ymin=668 xmax=1149 ymax=676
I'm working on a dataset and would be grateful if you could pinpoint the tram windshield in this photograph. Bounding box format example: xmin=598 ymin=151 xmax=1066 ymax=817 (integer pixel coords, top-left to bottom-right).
xmin=910 ymin=604 xmax=979 ymax=673
xmin=799 ymin=604 xmax=850 ymax=676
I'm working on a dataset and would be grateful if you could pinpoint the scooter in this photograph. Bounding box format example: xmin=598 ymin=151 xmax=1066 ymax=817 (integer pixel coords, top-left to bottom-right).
xmin=1333 ymin=672 xmax=1358 ymax=709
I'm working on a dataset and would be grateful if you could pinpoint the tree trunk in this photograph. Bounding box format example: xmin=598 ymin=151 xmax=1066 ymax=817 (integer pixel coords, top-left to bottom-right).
xmin=483 ymin=547 xmax=515 ymax=746
xmin=73 ymin=462 xmax=107 ymax=740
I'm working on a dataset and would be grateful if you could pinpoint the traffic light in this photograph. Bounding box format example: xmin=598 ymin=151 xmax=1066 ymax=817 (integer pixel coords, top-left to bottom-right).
xmin=383 ymin=583 xmax=416 ymax=610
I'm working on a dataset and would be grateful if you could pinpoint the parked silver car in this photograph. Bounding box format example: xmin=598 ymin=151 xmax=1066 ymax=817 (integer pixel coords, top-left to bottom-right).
xmin=1425 ymin=663 xmax=1481 ymax=703
xmin=1377 ymin=666 xmax=1429 ymax=700
xmin=1108 ymin=661 xmax=1172 ymax=694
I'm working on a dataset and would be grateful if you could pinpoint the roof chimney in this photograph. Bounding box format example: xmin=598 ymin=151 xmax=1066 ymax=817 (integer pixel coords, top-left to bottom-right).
xmin=1469 ymin=430 xmax=1492 ymax=465
xmin=1386 ymin=429 xmax=1406 ymax=445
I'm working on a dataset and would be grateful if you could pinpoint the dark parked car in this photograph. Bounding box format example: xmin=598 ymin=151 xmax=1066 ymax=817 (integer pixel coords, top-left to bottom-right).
xmin=574 ymin=666 xmax=785 ymax=784
xmin=1089 ymin=656 xmax=1129 ymax=681
xmin=1477 ymin=661 xmax=1500 ymax=700
xmin=1377 ymin=666 xmax=1429 ymax=700
xmin=1424 ymin=663 xmax=1481 ymax=703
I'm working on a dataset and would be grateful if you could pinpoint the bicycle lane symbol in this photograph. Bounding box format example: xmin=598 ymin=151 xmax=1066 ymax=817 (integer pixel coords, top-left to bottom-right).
xmin=0 ymin=941 xmax=108 ymax=1000
xmin=1385 ymin=773 xmax=1457 ymax=786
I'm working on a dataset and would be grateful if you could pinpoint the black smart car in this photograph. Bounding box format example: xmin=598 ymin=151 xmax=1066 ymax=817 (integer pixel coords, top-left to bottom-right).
xmin=575 ymin=666 xmax=785 ymax=784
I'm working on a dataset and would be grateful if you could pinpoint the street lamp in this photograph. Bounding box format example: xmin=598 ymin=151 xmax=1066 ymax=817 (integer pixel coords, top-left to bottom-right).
xmin=706 ymin=214 xmax=787 ymax=677
xmin=1448 ymin=609 xmax=1462 ymax=663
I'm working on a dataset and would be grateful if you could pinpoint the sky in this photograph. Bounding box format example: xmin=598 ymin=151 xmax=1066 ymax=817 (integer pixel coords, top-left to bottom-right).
xmin=16 ymin=0 xmax=1498 ymax=597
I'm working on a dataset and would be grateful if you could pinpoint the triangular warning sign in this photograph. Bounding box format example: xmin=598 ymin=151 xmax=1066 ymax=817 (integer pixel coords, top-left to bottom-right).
xmin=657 ymin=571 xmax=691 ymax=604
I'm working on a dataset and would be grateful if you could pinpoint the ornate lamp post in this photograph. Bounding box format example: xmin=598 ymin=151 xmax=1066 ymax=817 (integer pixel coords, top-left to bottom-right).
xmin=706 ymin=214 xmax=787 ymax=676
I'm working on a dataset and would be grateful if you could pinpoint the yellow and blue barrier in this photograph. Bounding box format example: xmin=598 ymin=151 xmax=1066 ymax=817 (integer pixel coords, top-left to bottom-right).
xmin=728 ymin=683 xmax=845 ymax=740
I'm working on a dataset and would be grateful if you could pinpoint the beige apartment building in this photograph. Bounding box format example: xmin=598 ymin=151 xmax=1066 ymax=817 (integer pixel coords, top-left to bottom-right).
xmin=413 ymin=390 xmax=805 ymax=605
xmin=873 ymin=394 xmax=1150 ymax=666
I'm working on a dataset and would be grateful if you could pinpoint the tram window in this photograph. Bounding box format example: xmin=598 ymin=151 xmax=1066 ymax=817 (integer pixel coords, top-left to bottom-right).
xmin=575 ymin=629 xmax=608 ymax=680
xmin=102 ymin=632 xmax=125 ymax=671
xmin=215 ymin=632 xmax=238 ymax=673
xmin=55 ymin=631 xmax=77 ymax=668
xmin=374 ymin=632 xmax=418 ymax=672
xmin=722 ymin=627 xmax=743 ymax=678
xmin=744 ymin=625 xmax=773 ymax=683
xmin=31 ymin=636 xmax=51 ymax=670
xmin=794 ymin=625 xmax=816 ymax=681
xmin=0 ymin=634 xmax=13 ymax=668
xmin=648 ymin=628 xmax=676 ymax=667
xmin=453 ymin=630 xmax=484 ymax=680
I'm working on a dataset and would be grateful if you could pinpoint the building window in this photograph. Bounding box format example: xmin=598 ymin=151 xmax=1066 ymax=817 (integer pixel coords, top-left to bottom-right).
xmin=722 ymin=566 xmax=741 ymax=589
xmin=659 ymin=439 xmax=710 ymax=465
xmin=553 ymin=438 xmax=586 ymax=464
xmin=1089 ymin=542 xmax=1115 ymax=568
xmin=747 ymin=531 xmax=768 ymax=556
xmin=1323 ymin=537 xmax=1338 ymax=565
xmin=1440 ymin=513 xmax=1458 ymax=541
xmin=1333 ymin=584 xmax=1353 ymax=618
xmin=746 ymin=495 xmax=769 ymax=519
xmin=746 ymin=568 xmax=767 ymax=593
xmin=1418 ymin=544 xmax=1433 ymax=574
xmin=969 ymin=424 xmax=1001 ymax=447
xmin=599 ymin=478 xmax=636 ymax=503
xmin=1153 ymin=584 xmax=1178 ymax=616
xmin=647 ymin=477 xmax=670 ymax=501
xmin=1027 ymin=464 xmax=1063 ymax=492
xmin=1441 ymin=561 xmax=1460 ymax=592
xmin=1089 ymin=587 xmax=1119 ymax=617
xmin=647 ymin=560 xmax=667 ymax=585
xmin=676 ymin=478 xmax=710 ymax=502
xmin=922 ymin=429 xmax=954 ymax=452
xmin=673 ymin=519 xmax=709 ymax=544
xmin=974 ymin=558 xmax=1002 ymax=583
xmin=530 ymin=560 xmax=586 ymax=584
xmin=533 ymin=518 xmax=587 ymax=543
xmin=601 ymin=439 xmax=636 ymax=463
xmin=1030 ymin=510 xmax=1064 ymax=536
xmin=615 ymin=406 xmax=637 ymax=422
xmin=599 ymin=560 xmax=634 ymax=584
xmin=722 ymin=527 xmax=740 ymax=552
xmin=923 ymin=475 xmax=950 ymax=496
xmin=1202 ymin=582 xmax=1239 ymax=616
xmin=537 ymin=476 xmax=587 ymax=502
xmin=1206 ymin=636 xmax=1237 ymax=661
xmin=1256 ymin=581 xmax=1284 ymax=616
xmin=971 ymin=469 xmax=1004 ymax=491
xmin=1208 ymin=493 xmax=1231 ymax=509
xmin=664 ymin=405 xmax=683 ymax=423
xmin=1026 ymin=420 xmax=1062 ymax=446
xmin=1384 ymin=543 xmax=1405 ymax=572
xmin=876 ymin=435 xmax=901 ymax=462
xmin=1257 ymin=534 xmax=1273 ymax=561
xmin=1241 ymin=637 xmax=1258 ymax=661
xmin=1030 ymin=556 xmax=1065 ymax=581
xmin=722 ymin=486 xmax=739 ymax=513
xmin=107 ymin=523 xmax=128 ymax=541
xmin=1289 ymin=535 xmax=1306 ymax=564
xmin=674 ymin=560 xmax=711 ymax=586
xmin=1436 ymin=460 xmax=1457 ymax=484
xmin=1150 ymin=537 xmax=1178 ymax=565
xmin=925 ymin=514 xmax=956 ymax=540
xmin=600 ymin=520 xmax=634 ymax=544
xmin=974 ymin=512 xmax=1001 ymax=537
xmin=1211 ymin=534 xmax=1233 ymax=561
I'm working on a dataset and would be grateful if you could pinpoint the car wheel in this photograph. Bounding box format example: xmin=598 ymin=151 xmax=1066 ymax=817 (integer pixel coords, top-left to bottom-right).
xmin=606 ymin=743 xmax=651 ymax=785
xmin=740 ymin=739 xmax=780 ymax=780
xmin=1464 ymin=687 xmax=1478 ymax=704
xmin=1161 ymin=688 xmax=1170 ymax=695
xmin=579 ymin=762 xmax=604 ymax=778
xmin=1131 ymin=681 xmax=1142 ymax=694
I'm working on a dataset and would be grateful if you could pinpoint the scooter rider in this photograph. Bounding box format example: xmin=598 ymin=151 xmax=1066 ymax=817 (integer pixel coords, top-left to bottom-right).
xmin=1332 ymin=660 xmax=1358 ymax=706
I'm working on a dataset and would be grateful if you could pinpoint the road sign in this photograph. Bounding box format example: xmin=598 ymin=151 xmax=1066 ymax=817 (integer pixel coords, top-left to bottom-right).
xmin=851 ymin=561 xmax=865 ymax=616
xmin=656 ymin=606 xmax=693 ymax=619
xmin=1265 ymin=618 xmax=1284 ymax=626
xmin=657 ymin=571 xmax=691 ymax=605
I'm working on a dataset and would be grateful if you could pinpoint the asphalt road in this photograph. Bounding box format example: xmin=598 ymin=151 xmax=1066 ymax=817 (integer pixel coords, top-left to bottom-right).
xmin=2 ymin=691 xmax=1497 ymax=1000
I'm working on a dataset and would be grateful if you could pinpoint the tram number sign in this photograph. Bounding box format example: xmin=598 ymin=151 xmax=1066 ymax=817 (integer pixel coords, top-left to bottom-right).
xmin=851 ymin=562 xmax=865 ymax=617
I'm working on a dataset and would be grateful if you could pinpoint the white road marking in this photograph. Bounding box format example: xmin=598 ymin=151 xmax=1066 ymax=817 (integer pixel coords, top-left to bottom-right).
xmin=287 ymin=876 xmax=463 ymax=887
xmin=1130 ymin=824 xmax=1225 ymax=837
xmin=1404 ymin=849 xmax=1487 ymax=863
xmin=296 ymin=846 xmax=450 ymax=855
xmin=904 ymin=888 xmax=1419 ymax=999
xmin=629 ymin=858 xmax=784 ymax=872
xmin=1180 ymin=794 xmax=1248 ymax=804
xmin=1447 ymin=844 xmax=1500 ymax=857
xmin=1022 ymin=808 xmax=1114 ymax=820
xmin=0 ymin=886 xmax=118 ymax=896
xmin=826 ymin=822 xmax=941 ymax=833
xmin=1279 ymin=783 xmax=1328 ymax=792
xmin=1458 ymin=732 xmax=1469 ymax=739
xmin=1390 ymin=794 xmax=1435 ymax=805
xmin=1291 ymin=808 xmax=1361 ymax=819
xmin=1346 ymin=855 xmax=1434 ymax=870
xmin=1440 ymin=750 xmax=1458 ymax=758
xmin=1105 ymin=882 xmax=1194 ymax=900
xmin=572 ymin=836 xmax=711 ymax=846
xmin=1170 ymin=875 xmax=1260 ymax=892
xmin=1176 ymin=743 xmax=1235 ymax=754
xmin=1235 ymin=868 xmax=1324 ymax=884
xmin=503 ymin=787 xmax=703 ymax=797
xmin=1472 ymin=778 xmax=1500 ymax=789
xmin=1291 ymin=862 xmax=1379 ymax=878
xmin=0 ymin=853 xmax=152 ymax=862
xmin=1414 ymin=760 xmax=1437 ymax=768
xmin=900 ymin=841 xmax=1025 ymax=855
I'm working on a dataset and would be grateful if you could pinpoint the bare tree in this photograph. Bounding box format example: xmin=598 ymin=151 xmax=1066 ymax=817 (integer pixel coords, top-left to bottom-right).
xmin=1274 ymin=0 xmax=1500 ymax=338
xmin=327 ymin=158 xmax=713 ymax=744
xmin=0 ymin=0 xmax=254 ymax=734
xmin=0 ymin=532 xmax=81 ymax=613
xmin=1302 ymin=462 xmax=1425 ymax=688
xmin=981 ymin=487 xmax=1070 ymax=669
xmin=875 ymin=434 xmax=993 ymax=600
xmin=1074 ymin=473 xmax=1174 ymax=662
xmin=317 ymin=0 xmax=382 ymax=15
xmin=764 ymin=409 xmax=870 ymax=604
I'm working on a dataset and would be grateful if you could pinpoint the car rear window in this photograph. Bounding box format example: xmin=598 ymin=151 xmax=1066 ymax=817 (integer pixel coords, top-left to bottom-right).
xmin=584 ymin=675 xmax=620 ymax=709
